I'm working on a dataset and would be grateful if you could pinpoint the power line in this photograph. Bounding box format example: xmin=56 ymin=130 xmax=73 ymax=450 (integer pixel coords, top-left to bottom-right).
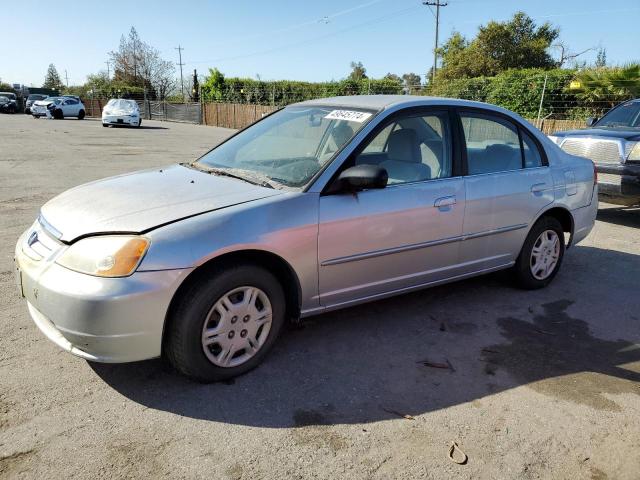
xmin=175 ymin=45 xmax=185 ymax=100
xmin=423 ymin=1 xmax=447 ymax=85
xmin=188 ymin=5 xmax=419 ymax=65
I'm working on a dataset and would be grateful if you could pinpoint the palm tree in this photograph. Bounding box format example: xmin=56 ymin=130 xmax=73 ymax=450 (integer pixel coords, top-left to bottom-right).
xmin=572 ymin=63 xmax=640 ymax=109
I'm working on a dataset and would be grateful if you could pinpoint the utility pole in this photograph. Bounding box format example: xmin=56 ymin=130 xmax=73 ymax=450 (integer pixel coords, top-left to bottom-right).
xmin=105 ymin=61 xmax=111 ymax=78
xmin=64 ymin=69 xmax=69 ymax=88
xmin=175 ymin=45 xmax=185 ymax=101
xmin=423 ymin=1 xmax=447 ymax=85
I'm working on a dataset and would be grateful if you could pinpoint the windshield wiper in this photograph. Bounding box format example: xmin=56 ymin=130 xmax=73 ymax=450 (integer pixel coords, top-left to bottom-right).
xmin=187 ymin=163 xmax=280 ymax=189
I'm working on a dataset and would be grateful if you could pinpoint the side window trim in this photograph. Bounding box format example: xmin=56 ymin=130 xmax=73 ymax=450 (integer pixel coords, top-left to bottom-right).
xmin=519 ymin=127 xmax=548 ymax=168
xmin=454 ymin=107 xmax=549 ymax=176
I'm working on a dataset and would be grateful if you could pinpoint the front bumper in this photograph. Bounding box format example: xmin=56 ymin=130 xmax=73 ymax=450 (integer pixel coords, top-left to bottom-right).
xmin=14 ymin=229 xmax=192 ymax=363
xmin=595 ymin=163 xmax=640 ymax=204
xmin=102 ymin=114 xmax=139 ymax=126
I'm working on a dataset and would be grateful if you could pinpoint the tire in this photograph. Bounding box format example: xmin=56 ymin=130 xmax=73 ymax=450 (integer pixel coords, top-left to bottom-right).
xmin=135 ymin=119 xmax=142 ymax=128
xmin=53 ymin=109 xmax=63 ymax=120
xmin=164 ymin=263 xmax=286 ymax=382
xmin=102 ymin=123 xmax=108 ymax=127
xmin=512 ymin=216 xmax=565 ymax=289
xmin=78 ymin=109 xmax=85 ymax=120
xmin=32 ymin=115 xmax=38 ymax=119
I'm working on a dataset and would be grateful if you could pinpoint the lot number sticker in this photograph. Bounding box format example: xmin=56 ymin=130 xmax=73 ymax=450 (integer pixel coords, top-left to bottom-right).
xmin=325 ymin=110 xmax=372 ymax=123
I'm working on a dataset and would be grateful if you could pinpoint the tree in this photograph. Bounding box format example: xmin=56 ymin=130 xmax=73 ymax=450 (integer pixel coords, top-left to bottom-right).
xmin=109 ymin=27 xmax=175 ymax=98
xmin=383 ymin=73 xmax=402 ymax=83
xmin=348 ymin=61 xmax=367 ymax=81
xmin=201 ymin=68 xmax=226 ymax=101
xmin=402 ymin=73 xmax=422 ymax=92
xmin=553 ymin=41 xmax=595 ymax=68
xmin=437 ymin=12 xmax=560 ymax=79
xmin=595 ymin=48 xmax=607 ymax=69
xmin=43 ymin=64 xmax=63 ymax=89
xmin=572 ymin=63 xmax=640 ymax=109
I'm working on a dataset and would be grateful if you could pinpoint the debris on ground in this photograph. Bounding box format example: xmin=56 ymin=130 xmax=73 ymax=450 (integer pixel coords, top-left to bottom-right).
xmin=381 ymin=407 xmax=415 ymax=420
xmin=448 ymin=442 xmax=468 ymax=465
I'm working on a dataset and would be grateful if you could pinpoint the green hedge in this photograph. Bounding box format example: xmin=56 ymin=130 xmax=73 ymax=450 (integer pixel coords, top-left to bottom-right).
xmin=201 ymin=78 xmax=404 ymax=105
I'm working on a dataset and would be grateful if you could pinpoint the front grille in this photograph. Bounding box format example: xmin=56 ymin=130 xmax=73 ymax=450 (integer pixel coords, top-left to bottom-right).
xmin=561 ymin=138 xmax=622 ymax=164
xmin=22 ymin=220 xmax=63 ymax=261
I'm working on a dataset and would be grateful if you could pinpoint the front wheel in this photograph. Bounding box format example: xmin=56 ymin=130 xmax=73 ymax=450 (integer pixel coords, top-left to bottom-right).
xmin=512 ymin=216 xmax=565 ymax=289
xmin=164 ymin=264 xmax=286 ymax=382
xmin=78 ymin=109 xmax=85 ymax=120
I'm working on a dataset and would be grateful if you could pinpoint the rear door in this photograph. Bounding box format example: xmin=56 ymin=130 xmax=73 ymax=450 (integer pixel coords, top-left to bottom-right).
xmin=317 ymin=108 xmax=466 ymax=307
xmin=457 ymin=109 xmax=554 ymax=270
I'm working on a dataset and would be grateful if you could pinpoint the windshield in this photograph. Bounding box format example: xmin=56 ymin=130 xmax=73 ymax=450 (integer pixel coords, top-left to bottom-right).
xmin=28 ymin=94 xmax=45 ymax=101
xmin=106 ymin=99 xmax=138 ymax=111
xmin=195 ymin=106 xmax=374 ymax=188
xmin=596 ymin=101 xmax=640 ymax=129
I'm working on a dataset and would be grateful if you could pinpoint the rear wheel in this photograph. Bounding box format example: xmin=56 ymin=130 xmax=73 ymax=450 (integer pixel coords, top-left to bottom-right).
xmin=164 ymin=264 xmax=286 ymax=382
xmin=513 ymin=216 xmax=565 ymax=289
xmin=78 ymin=109 xmax=85 ymax=120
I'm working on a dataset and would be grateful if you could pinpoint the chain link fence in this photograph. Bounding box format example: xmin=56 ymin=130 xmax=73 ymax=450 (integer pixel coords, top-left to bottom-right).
xmin=81 ymin=80 xmax=634 ymax=134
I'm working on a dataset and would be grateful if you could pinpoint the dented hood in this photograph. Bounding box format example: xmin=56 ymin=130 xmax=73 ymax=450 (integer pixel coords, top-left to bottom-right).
xmin=40 ymin=164 xmax=281 ymax=242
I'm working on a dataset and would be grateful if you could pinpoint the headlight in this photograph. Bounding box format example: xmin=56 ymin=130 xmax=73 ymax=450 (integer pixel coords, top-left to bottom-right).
xmin=56 ymin=236 xmax=150 ymax=277
xmin=103 ymin=110 xmax=112 ymax=116
xmin=547 ymin=135 xmax=563 ymax=146
xmin=627 ymin=142 xmax=640 ymax=161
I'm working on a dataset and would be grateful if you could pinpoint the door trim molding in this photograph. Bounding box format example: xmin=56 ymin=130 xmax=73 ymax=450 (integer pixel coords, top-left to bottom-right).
xmin=320 ymin=223 xmax=527 ymax=266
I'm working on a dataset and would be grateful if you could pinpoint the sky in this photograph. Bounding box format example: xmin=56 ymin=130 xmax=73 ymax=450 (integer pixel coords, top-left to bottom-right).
xmin=1 ymin=0 xmax=639 ymax=87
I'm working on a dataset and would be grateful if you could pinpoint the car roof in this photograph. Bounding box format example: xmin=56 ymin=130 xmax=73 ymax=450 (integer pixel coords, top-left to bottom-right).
xmin=292 ymin=94 xmax=512 ymax=114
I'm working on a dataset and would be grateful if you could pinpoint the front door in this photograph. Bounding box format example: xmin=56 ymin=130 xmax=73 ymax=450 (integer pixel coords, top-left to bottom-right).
xmin=317 ymin=109 xmax=466 ymax=307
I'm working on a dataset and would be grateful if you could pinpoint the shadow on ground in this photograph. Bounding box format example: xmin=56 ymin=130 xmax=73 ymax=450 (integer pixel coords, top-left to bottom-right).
xmin=91 ymin=245 xmax=640 ymax=427
xmin=597 ymin=204 xmax=640 ymax=228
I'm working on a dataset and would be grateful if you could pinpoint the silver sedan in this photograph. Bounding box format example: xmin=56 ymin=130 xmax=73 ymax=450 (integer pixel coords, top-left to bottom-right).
xmin=14 ymin=95 xmax=598 ymax=382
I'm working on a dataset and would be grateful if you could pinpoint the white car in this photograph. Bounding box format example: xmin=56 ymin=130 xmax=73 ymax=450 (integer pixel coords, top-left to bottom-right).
xmin=102 ymin=99 xmax=141 ymax=127
xmin=31 ymin=96 xmax=86 ymax=119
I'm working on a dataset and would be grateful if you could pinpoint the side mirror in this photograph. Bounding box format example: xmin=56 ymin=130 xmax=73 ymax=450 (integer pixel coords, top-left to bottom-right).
xmin=586 ymin=117 xmax=598 ymax=127
xmin=330 ymin=164 xmax=388 ymax=193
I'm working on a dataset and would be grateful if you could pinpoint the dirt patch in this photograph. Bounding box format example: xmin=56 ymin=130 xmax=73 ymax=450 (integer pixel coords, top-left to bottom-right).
xmin=483 ymin=300 xmax=640 ymax=411
xmin=291 ymin=408 xmax=348 ymax=452
xmin=0 ymin=449 xmax=36 ymax=477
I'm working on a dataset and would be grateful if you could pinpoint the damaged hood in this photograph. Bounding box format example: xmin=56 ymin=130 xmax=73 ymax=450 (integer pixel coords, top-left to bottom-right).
xmin=40 ymin=164 xmax=282 ymax=242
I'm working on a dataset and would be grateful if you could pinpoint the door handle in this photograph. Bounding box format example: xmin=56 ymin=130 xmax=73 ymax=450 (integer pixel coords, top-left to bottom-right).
xmin=434 ymin=195 xmax=456 ymax=208
xmin=531 ymin=183 xmax=547 ymax=194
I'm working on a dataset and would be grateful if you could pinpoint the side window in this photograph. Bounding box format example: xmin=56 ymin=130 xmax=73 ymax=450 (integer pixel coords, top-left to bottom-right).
xmin=460 ymin=113 xmax=522 ymax=175
xmin=521 ymin=130 xmax=543 ymax=168
xmin=355 ymin=112 xmax=452 ymax=185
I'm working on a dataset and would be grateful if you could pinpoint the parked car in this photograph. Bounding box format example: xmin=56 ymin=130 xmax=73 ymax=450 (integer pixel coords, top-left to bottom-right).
xmin=0 ymin=92 xmax=18 ymax=113
xmin=31 ymin=96 xmax=86 ymax=119
xmin=549 ymin=99 xmax=640 ymax=205
xmin=14 ymin=96 xmax=597 ymax=382
xmin=0 ymin=95 xmax=16 ymax=113
xmin=102 ymin=98 xmax=141 ymax=127
xmin=24 ymin=94 xmax=48 ymax=114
